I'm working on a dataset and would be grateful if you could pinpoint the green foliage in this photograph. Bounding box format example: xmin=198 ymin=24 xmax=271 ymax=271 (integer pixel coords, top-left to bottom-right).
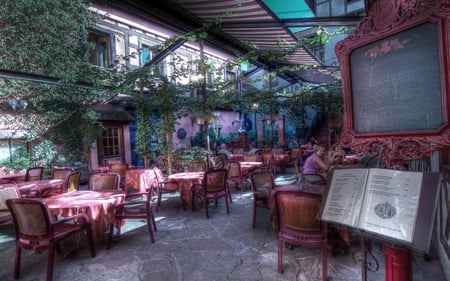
xmin=172 ymin=147 xmax=210 ymax=171
xmin=0 ymin=140 xmax=57 ymax=172
xmin=0 ymin=0 xmax=95 ymax=76
xmin=0 ymin=0 xmax=117 ymax=168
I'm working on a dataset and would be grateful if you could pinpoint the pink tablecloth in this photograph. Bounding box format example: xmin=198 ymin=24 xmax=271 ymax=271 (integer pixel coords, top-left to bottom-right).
xmin=124 ymin=169 xmax=156 ymax=193
xmin=239 ymin=162 xmax=263 ymax=176
xmin=16 ymin=179 xmax=65 ymax=197
xmin=43 ymin=190 xmax=125 ymax=241
xmin=0 ymin=173 xmax=25 ymax=183
xmin=168 ymin=172 xmax=204 ymax=208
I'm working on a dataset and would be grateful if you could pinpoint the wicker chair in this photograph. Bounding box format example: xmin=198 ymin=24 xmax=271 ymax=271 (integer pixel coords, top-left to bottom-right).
xmin=249 ymin=170 xmax=275 ymax=227
xmin=274 ymin=190 xmax=327 ymax=280
xmin=108 ymin=184 xmax=157 ymax=249
xmin=89 ymin=173 xmax=121 ymax=191
xmin=6 ymin=198 xmax=96 ymax=281
xmin=0 ymin=183 xmax=21 ymax=227
xmin=191 ymin=168 xmax=229 ymax=218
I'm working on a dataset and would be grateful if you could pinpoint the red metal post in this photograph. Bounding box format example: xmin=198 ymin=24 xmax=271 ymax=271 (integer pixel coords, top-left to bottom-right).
xmin=384 ymin=245 xmax=412 ymax=281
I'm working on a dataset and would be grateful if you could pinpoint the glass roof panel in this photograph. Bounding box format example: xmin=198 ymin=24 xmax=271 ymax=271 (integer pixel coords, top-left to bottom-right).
xmin=261 ymin=0 xmax=314 ymax=19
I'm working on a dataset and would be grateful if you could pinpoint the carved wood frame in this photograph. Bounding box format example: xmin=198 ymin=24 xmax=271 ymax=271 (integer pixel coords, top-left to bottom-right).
xmin=336 ymin=0 xmax=450 ymax=164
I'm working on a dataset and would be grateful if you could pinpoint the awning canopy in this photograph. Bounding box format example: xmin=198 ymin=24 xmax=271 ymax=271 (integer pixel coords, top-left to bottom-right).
xmin=105 ymin=0 xmax=365 ymax=83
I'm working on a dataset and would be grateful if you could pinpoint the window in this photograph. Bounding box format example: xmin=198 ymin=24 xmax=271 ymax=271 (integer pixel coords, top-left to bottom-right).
xmin=140 ymin=43 xmax=155 ymax=66
xmin=0 ymin=139 xmax=28 ymax=163
xmin=101 ymin=127 xmax=122 ymax=158
xmin=89 ymin=30 xmax=111 ymax=67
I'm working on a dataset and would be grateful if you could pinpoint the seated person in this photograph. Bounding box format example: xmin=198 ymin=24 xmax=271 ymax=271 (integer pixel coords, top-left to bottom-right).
xmin=217 ymin=143 xmax=231 ymax=159
xmin=302 ymin=145 xmax=329 ymax=183
xmin=248 ymin=143 xmax=259 ymax=155
xmin=327 ymin=143 xmax=345 ymax=165
xmin=288 ymin=139 xmax=299 ymax=149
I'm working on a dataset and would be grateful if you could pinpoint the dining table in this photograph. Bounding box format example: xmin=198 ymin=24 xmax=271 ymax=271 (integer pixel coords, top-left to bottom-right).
xmin=124 ymin=168 xmax=156 ymax=193
xmin=239 ymin=161 xmax=263 ymax=177
xmin=43 ymin=190 xmax=126 ymax=241
xmin=7 ymin=179 xmax=66 ymax=198
xmin=168 ymin=171 xmax=204 ymax=210
xmin=0 ymin=173 xmax=25 ymax=183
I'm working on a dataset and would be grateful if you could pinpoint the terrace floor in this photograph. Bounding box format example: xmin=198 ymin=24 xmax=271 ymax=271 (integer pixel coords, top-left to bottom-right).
xmin=0 ymin=168 xmax=447 ymax=281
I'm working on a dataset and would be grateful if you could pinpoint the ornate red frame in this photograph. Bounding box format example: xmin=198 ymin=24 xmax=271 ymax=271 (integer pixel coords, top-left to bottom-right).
xmin=335 ymin=0 xmax=450 ymax=164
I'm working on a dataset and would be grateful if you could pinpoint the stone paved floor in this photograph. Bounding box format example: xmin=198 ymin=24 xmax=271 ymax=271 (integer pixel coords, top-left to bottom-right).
xmin=0 ymin=171 xmax=447 ymax=281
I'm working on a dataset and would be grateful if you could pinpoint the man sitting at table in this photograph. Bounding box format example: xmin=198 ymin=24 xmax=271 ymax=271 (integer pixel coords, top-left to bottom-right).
xmin=218 ymin=143 xmax=231 ymax=159
xmin=248 ymin=143 xmax=259 ymax=155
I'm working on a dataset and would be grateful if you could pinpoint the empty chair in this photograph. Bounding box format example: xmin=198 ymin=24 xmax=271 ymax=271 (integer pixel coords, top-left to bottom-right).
xmin=25 ymin=166 xmax=44 ymax=181
xmin=6 ymin=198 xmax=96 ymax=281
xmin=274 ymin=190 xmax=327 ymax=280
xmin=188 ymin=161 xmax=207 ymax=172
xmin=51 ymin=168 xmax=74 ymax=181
xmin=259 ymin=151 xmax=275 ymax=172
xmin=250 ymin=170 xmax=275 ymax=227
xmin=107 ymin=185 xmax=157 ymax=249
xmin=40 ymin=168 xmax=76 ymax=197
xmin=243 ymin=154 xmax=258 ymax=162
xmin=191 ymin=168 xmax=229 ymax=218
xmin=0 ymin=183 xmax=21 ymax=227
xmin=89 ymin=173 xmax=120 ymax=190
xmin=214 ymin=153 xmax=228 ymax=169
xmin=109 ymin=163 xmax=129 ymax=188
xmin=227 ymin=160 xmax=246 ymax=196
xmin=153 ymin=167 xmax=178 ymax=211
xmin=66 ymin=171 xmax=82 ymax=193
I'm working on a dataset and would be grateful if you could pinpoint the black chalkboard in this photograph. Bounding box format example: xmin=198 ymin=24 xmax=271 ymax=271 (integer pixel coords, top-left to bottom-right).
xmin=350 ymin=22 xmax=443 ymax=133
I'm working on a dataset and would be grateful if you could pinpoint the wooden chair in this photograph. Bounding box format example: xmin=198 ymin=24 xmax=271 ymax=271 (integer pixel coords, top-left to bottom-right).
xmin=259 ymin=151 xmax=275 ymax=173
xmin=109 ymin=163 xmax=129 ymax=188
xmin=214 ymin=153 xmax=229 ymax=168
xmin=243 ymin=154 xmax=258 ymax=162
xmin=40 ymin=168 xmax=76 ymax=197
xmin=66 ymin=171 xmax=82 ymax=193
xmin=274 ymin=190 xmax=327 ymax=280
xmin=289 ymin=147 xmax=303 ymax=165
xmin=250 ymin=170 xmax=275 ymax=227
xmin=153 ymin=167 xmax=178 ymax=211
xmin=188 ymin=161 xmax=207 ymax=172
xmin=0 ymin=183 xmax=21 ymax=227
xmin=6 ymin=198 xmax=96 ymax=281
xmin=227 ymin=160 xmax=246 ymax=196
xmin=88 ymin=173 xmax=120 ymax=190
xmin=191 ymin=168 xmax=229 ymax=219
xmin=107 ymin=184 xmax=157 ymax=249
xmin=25 ymin=166 xmax=44 ymax=181
xmin=51 ymin=168 xmax=74 ymax=181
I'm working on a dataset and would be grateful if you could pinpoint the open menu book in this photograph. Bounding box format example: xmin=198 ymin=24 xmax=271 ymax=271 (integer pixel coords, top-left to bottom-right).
xmin=320 ymin=168 xmax=439 ymax=251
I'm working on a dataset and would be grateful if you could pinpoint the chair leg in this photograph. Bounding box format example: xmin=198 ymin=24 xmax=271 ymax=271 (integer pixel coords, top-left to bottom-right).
xmin=47 ymin=244 xmax=56 ymax=281
xmin=225 ymin=195 xmax=229 ymax=215
xmin=252 ymin=200 xmax=257 ymax=227
xmin=85 ymin=225 xmax=96 ymax=257
xmin=277 ymin=238 xmax=283 ymax=273
xmin=107 ymin=224 xmax=114 ymax=249
xmin=205 ymin=199 xmax=209 ymax=219
xmin=146 ymin=216 xmax=155 ymax=243
xmin=322 ymin=243 xmax=328 ymax=281
xmin=151 ymin=209 xmax=157 ymax=232
xmin=156 ymin=188 xmax=162 ymax=212
xmin=14 ymin=246 xmax=21 ymax=279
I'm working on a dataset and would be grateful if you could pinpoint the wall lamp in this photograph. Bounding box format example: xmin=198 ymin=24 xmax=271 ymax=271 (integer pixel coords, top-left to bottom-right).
xmin=8 ymin=99 xmax=28 ymax=110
